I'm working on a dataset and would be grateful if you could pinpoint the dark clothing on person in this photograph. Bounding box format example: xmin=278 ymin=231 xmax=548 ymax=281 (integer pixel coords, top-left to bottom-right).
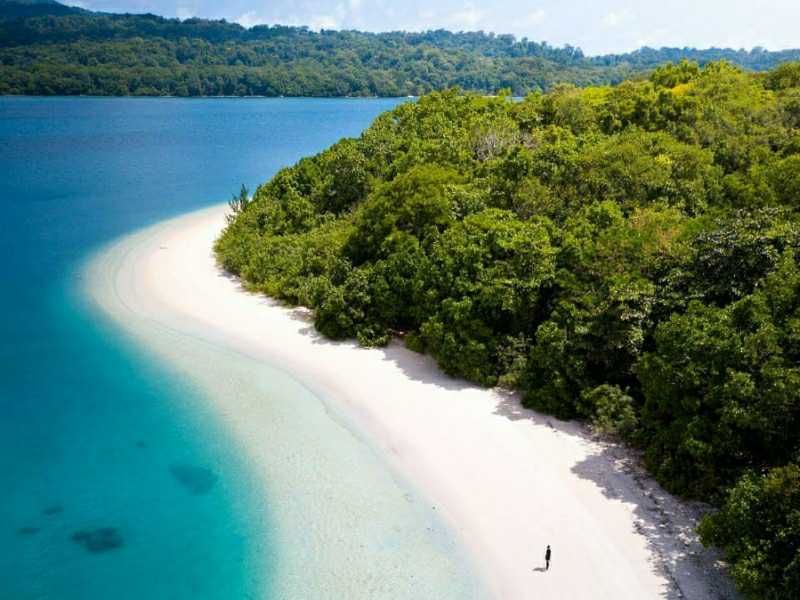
xmin=545 ymin=546 xmax=551 ymax=570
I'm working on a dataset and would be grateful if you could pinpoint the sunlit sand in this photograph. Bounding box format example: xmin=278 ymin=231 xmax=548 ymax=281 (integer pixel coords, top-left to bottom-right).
xmin=86 ymin=204 xmax=737 ymax=599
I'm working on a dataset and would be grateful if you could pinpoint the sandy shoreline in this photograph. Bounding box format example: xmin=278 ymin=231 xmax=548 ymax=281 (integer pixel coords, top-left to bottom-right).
xmin=85 ymin=203 xmax=738 ymax=599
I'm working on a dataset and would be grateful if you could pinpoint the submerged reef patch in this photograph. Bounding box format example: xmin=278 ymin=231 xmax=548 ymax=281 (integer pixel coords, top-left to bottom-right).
xmin=169 ymin=464 xmax=218 ymax=495
xmin=71 ymin=528 xmax=123 ymax=554
xmin=17 ymin=526 xmax=40 ymax=536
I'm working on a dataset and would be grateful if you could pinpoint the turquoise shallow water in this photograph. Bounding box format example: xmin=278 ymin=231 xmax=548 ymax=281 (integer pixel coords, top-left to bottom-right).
xmin=0 ymin=97 xmax=406 ymax=599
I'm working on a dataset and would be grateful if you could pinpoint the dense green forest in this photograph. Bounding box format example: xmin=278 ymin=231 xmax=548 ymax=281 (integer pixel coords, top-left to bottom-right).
xmin=1 ymin=0 xmax=800 ymax=96
xmin=216 ymin=61 xmax=800 ymax=598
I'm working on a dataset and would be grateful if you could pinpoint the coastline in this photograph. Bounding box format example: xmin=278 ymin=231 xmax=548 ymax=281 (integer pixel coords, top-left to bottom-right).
xmin=84 ymin=203 xmax=738 ymax=599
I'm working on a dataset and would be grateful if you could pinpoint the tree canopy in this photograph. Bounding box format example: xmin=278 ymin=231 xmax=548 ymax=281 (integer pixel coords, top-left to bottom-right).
xmin=217 ymin=62 xmax=800 ymax=598
xmin=1 ymin=0 xmax=799 ymax=97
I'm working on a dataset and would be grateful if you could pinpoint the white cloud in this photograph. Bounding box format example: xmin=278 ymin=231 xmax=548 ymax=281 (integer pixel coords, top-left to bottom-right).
xmin=601 ymin=9 xmax=631 ymax=28
xmin=634 ymin=27 xmax=673 ymax=49
xmin=348 ymin=0 xmax=363 ymax=10
xmin=176 ymin=1 xmax=199 ymax=21
xmin=310 ymin=14 xmax=340 ymax=30
xmin=448 ymin=3 xmax=485 ymax=30
xmin=526 ymin=9 xmax=546 ymax=26
xmin=235 ymin=11 xmax=262 ymax=28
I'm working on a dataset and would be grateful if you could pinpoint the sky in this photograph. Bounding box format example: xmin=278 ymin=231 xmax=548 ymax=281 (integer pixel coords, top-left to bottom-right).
xmin=64 ymin=0 xmax=800 ymax=56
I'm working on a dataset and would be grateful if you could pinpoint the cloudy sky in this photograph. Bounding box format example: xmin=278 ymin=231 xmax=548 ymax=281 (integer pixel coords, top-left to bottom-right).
xmin=65 ymin=0 xmax=800 ymax=55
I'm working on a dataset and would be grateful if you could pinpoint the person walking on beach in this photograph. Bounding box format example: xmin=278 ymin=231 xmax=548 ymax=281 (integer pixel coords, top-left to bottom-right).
xmin=545 ymin=545 xmax=551 ymax=571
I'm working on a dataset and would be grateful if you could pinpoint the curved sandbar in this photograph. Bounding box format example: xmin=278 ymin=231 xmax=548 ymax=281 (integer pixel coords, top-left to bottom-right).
xmin=86 ymin=204 xmax=737 ymax=599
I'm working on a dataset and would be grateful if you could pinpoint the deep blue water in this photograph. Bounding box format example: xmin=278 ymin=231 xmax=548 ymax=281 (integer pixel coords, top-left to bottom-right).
xmin=0 ymin=97 xmax=403 ymax=599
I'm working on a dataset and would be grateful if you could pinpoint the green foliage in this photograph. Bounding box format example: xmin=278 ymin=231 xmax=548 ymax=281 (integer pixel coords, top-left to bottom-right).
xmin=2 ymin=4 xmax=800 ymax=97
xmin=345 ymin=165 xmax=460 ymax=264
xmin=766 ymin=62 xmax=800 ymax=90
xmin=215 ymin=63 xmax=800 ymax=598
xmin=314 ymin=140 xmax=370 ymax=214
xmin=579 ymin=384 xmax=638 ymax=438
xmin=650 ymin=60 xmax=701 ymax=88
xmin=420 ymin=209 xmax=555 ymax=384
xmin=226 ymin=184 xmax=249 ymax=224
xmin=639 ymin=250 xmax=800 ymax=498
xmin=699 ymin=465 xmax=800 ymax=599
xmin=667 ymin=209 xmax=800 ymax=307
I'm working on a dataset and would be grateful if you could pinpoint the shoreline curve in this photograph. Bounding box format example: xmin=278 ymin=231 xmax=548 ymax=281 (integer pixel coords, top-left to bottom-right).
xmin=84 ymin=203 xmax=738 ymax=599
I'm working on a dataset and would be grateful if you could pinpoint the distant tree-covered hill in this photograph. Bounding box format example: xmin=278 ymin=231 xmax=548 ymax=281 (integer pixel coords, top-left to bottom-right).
xmin=0 ymin=0 xmax=81 ymax=19
xmin=1 ymin=0 xmax=799 ymax=97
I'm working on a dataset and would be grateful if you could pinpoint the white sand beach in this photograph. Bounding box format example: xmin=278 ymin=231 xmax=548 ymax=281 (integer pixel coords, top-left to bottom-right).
xmin=86 ymin=204 xmax=738 ymax=600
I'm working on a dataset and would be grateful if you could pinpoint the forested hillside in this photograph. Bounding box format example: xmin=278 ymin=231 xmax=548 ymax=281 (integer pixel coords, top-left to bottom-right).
xmin=1 ymin=0 xmax=799 ymax=96
xmin=216 ymin=61 xmax=800 ymax=598
xmin=0 ymin=0 xmax=79 ymax=19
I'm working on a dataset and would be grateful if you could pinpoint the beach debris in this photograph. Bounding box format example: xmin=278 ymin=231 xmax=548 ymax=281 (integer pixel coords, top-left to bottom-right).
xmin=71 ymin=527 xmax=123 ymax=554
xmin=169 ymin=464 xmax=218 ymax=495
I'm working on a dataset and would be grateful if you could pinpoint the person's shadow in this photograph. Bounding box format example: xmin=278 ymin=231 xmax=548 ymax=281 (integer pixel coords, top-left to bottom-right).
xmin=533 ymin=567 xmax=547 ymax=573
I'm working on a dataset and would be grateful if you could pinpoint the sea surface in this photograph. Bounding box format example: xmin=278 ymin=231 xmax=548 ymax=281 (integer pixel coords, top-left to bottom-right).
xmin=0 ymin=97 xmax=480 ymax=599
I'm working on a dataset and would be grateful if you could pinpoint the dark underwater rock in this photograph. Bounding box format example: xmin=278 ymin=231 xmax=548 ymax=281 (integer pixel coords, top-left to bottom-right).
xmin=42 ymin=505 xmax=63 ymax=516
xmin=71 ymin=528 xmax=123 ymax=554
xmin=17 ymin=526 xmax=40 ymax=536
xmin=169 ymin=464 xmax=218 ymax=495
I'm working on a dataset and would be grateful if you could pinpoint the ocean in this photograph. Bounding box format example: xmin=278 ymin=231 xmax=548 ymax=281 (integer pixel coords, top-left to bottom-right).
xmin=0 ymin=97 xmax=481 ymax=599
